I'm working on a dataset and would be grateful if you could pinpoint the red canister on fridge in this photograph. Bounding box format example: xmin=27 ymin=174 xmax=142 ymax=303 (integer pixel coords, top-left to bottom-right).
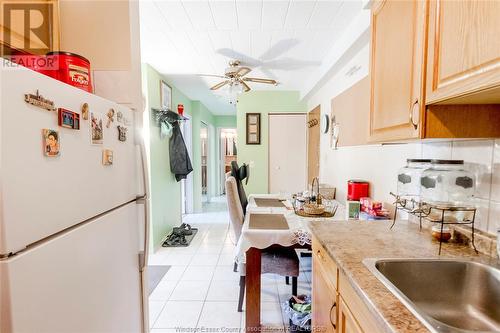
xmin=44 ymin=52 xmax=92 ymax=93
xmin=347 ymin=180 xmax=369 ymax=201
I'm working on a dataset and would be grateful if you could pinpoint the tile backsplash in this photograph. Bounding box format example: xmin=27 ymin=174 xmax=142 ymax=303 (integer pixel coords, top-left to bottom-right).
xmin=319 ymin=139 xmax=500 ymax=235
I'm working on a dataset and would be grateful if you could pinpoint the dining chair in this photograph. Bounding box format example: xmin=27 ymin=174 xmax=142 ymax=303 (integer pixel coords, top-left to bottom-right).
xmin=225 ymin=176 xmax=299 ymax=312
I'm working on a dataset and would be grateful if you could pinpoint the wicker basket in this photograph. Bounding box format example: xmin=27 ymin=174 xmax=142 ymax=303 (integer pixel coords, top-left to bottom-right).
xmin=303 ymin=204 xmax=325 ymax=215
xmin=319 ymin=186 xmax=336 ymax=200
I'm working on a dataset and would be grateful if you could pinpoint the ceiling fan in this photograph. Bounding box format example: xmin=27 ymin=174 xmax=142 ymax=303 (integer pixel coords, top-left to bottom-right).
xmin=199 ymin=60 xmax=278 ymax=93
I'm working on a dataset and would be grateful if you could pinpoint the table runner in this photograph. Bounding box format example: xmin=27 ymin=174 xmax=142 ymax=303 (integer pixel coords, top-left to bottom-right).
xmin=249 ymin=213 xmax=289 ymax=230
xmin=253 ymin=198 xmax=286 ymax=208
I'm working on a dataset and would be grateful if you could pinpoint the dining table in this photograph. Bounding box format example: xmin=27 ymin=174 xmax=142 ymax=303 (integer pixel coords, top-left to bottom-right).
xmin=234 ymin=194 xmax=344 ymax=331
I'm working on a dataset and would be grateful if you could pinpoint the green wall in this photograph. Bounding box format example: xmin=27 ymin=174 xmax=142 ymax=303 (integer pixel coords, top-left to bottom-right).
xmin=214 ymin=116 xmax=237 ymax=128
xmin=142 ymin=63 xmax=220 ymax=249
xmin=236 ymin=91 xmax=306 ymax=195
xmin=190 ymin=101 xmax=217 ymax=212
xmin=142 ymin=64 xmax=192 ymax=249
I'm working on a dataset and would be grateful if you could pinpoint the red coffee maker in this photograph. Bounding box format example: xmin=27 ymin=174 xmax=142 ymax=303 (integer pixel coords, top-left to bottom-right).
xmin=347 ymin=180 xmax=369 ymax=201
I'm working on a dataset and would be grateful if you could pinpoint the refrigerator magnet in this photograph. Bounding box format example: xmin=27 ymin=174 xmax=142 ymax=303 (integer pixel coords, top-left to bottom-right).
xmin=106 ymin=109 xmax=115 ymax=128
xmin=91 ymin=112 xmax=103 ymax=145
xmin=25 ymin=90 xmax=56 ymax=112
xmin=81 ymin=103 xmax=89 ymax=120
xmin=102 ymin=149 xmax=113 ymax=166
xmin=117 ymin=111 xmax=123 ymax=123
xmin=58 ymin=108 xmax=80 ymax=130
xmin=42 ymin=129 xmax=60 ymax=157
xmin=117 ymin=126 xmax=127 ymax=142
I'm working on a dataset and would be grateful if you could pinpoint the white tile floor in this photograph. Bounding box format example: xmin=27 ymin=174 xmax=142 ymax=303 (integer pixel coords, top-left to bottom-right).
xmin=148 ymin=197 xmax=312 ymax=332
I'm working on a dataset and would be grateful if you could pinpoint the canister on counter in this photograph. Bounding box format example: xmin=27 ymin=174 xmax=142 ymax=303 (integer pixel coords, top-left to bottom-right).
xmin=346 ymin=201 xmax=360 ymax=220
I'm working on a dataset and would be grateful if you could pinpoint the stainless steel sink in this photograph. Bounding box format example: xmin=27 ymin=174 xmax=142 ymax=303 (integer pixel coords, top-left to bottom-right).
xmin=364 ymin=259 xmax=500 ymax=333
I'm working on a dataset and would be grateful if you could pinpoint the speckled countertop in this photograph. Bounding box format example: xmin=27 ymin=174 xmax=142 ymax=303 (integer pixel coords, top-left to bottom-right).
xmin=308 ymin=219 xmax=500 ymax=333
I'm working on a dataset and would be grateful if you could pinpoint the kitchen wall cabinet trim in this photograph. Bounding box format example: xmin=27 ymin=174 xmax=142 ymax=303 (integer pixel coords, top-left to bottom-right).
xmin=424 ymin=104 xmax=500 ymax=138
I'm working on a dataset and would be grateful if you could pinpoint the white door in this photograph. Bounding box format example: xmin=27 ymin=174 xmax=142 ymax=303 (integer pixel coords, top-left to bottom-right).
xmin=269 ymin=114 xmax=307 ymax=194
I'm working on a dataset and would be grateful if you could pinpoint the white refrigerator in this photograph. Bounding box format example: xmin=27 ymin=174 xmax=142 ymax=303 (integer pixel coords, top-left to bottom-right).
xmin=0 ymin=62 xmax=149 ymax=333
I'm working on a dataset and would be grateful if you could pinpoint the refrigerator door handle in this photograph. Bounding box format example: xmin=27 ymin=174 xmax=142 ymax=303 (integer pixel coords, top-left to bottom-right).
xmin=137 ymin=197 xmax=150 ymax=271
xmin=135 ymin=143 xmax=150 ymax=271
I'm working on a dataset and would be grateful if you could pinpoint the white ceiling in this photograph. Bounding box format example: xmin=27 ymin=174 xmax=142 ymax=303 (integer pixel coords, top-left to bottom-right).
xmin=139 ymin=0 xmax=365 ymax=115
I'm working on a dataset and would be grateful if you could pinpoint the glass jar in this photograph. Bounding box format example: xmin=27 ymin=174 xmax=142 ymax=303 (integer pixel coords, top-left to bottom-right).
xmin=397 ymin=159 xmax=432 ymax=198
xmin=420 ymin=160 xmax=475 ymax=206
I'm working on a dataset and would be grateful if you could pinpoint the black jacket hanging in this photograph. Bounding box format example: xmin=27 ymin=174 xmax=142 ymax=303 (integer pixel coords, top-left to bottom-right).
xmin=169 ymin=121 xmax=193 ymax=181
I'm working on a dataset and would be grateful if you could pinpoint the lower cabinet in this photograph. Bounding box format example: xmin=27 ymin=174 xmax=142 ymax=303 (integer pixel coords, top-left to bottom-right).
xmin=312 ymin=257 xmax=337 ymax=333
xmin=338 ymin=298 xmax=363 ymax=333
xmin=312 ymin=237 xmax=383 ymax=333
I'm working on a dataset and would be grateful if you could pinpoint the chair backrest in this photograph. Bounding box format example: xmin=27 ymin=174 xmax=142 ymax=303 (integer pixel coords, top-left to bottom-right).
xmin=225 ymin=176 xmax=244 ymax=240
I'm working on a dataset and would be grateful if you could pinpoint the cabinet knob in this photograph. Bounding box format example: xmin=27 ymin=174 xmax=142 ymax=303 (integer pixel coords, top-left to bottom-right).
xmin=409 ymin=99 xmax=420 ymax=130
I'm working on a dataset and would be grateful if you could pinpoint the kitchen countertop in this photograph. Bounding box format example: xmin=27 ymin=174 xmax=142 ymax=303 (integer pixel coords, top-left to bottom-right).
xmin=308 ymin=219 xmax=499 ymax=333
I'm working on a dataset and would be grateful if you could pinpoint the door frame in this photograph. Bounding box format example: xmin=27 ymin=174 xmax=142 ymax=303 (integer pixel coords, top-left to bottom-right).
xmin=200 ymin=121 xmax=209 ymax=203
xmin=267 ymin=112 xmax=307 ymax=193
xmin=216 ymin=127 xmax=237 ymax=196
xmin=307 ymin=105 xmax=321 ymax=184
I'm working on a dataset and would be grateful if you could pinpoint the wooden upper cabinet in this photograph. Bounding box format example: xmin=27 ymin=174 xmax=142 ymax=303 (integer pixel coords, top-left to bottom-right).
xmin=331 ymin=77 xmax=370 ymax=147
xmin=426 ymin=0 xmax=500 ymax=104
xmin=369 ymin=0 xmax=427 ymax=142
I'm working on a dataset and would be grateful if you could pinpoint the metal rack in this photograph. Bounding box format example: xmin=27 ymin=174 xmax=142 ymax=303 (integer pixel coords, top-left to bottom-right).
xmin=151 ymin=108 xmax=188 ymax=125
xmin=390 ymin=192 xmax=478 ymax=255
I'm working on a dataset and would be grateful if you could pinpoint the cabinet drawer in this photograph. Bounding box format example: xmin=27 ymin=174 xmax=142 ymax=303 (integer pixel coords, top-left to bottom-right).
xmin=312 ymin=236 xmax=338 ymax=291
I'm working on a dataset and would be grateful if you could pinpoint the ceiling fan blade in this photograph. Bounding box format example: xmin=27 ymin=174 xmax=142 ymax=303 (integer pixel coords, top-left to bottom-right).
xmin=216 ymin=48 xmax=261 ymax=67
xmin=241 ymin=80 xmax=251 ymax=92
xmin=260 ymin=38 xmax=300 ymax=61
xmin=236 ymin=66 xmax=252 ymax=77
xmin=210 ymin=80 xmax=230 ymax=90
xmin=243 ymin=77 xmax=277 ymax=85
xmin=198 ymin=74 xmax=227 ymax=79
xmin=261 ymin=58 xmax=321 ymax=70
xmin=261 ymin=68 xmax=277 ymax=80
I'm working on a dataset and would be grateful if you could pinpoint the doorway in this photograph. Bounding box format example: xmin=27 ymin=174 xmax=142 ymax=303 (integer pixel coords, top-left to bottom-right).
xmin=268 ymin=113 xmax=307 ymax=194
xmin=200 ymin=122 xmax=208 ymax=204
xmin=218 ymin=128 xmax=237 ymax=194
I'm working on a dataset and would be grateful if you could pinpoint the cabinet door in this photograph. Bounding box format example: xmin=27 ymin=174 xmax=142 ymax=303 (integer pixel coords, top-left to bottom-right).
xmin=426 ymin=0 xmax=500 ymax=104
xmin=338 ymin=298 xmax=363 ymax=333
xmin=369 ymin=0 xmax=426 ymax=142
xmin=312 ymin=256 xmax=337 ymax=333
xmin=331 ymin=77 xmax=370 ymax=147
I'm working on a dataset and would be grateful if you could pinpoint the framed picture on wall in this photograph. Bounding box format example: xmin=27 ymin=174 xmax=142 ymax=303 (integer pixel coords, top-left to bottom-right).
xmin=160 ymin=80 xmax=172 ymax=110
xmin=246 ymin=113 xmax=261 ymax=145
